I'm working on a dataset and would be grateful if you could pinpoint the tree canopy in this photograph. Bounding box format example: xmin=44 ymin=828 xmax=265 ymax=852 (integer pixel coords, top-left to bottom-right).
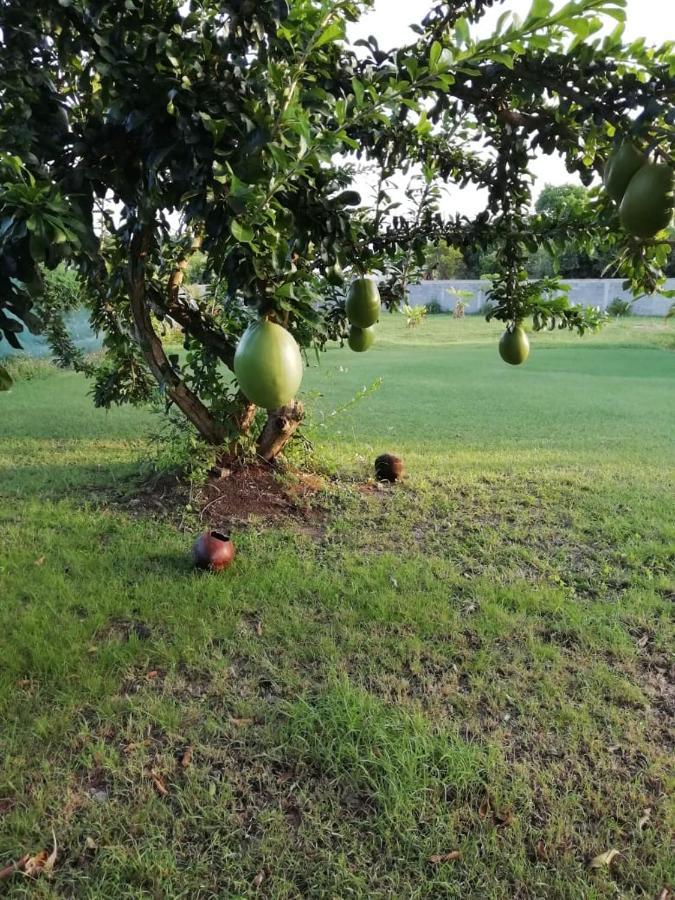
xmin=0 ymin=0 xmax=673 ymax=452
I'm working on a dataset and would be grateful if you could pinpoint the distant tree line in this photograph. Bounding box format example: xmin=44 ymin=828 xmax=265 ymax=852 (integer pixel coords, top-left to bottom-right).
xmin=424 ymin=184 xmax=675 ymax=281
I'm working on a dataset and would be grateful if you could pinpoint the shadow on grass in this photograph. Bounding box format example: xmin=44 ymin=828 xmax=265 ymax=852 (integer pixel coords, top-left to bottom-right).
xmin=0 ymin=459 xmax=146 ymax=501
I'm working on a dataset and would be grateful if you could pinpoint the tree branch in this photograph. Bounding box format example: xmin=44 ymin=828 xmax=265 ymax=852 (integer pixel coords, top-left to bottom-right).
xmin=127 ymin=228 xmax=227 ymax=445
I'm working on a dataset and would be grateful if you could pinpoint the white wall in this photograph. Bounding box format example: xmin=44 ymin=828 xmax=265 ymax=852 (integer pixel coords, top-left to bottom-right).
xmin=408 ymin=279 xmax=675 ymax=316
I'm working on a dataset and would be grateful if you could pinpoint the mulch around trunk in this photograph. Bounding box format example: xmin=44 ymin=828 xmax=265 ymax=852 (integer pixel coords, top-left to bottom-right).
xmin=198 ymin=464 xmax=327 ymax=532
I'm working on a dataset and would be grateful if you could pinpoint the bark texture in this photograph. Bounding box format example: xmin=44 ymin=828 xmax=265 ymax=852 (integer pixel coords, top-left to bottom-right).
xmin=128 ymin=231 xmax=303 ymax=461
xmin=127 ymin=231 xmax=227 ymax=446
xmin=257 ymin=400 xmax=305 ymax=462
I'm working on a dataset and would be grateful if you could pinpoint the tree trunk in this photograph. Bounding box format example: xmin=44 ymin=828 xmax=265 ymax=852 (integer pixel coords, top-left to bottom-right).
xmin=127 ymin=230 xmax=227 ymax=446
xmin=257 ymin=400 xmax=305 ymax=462
xmin=128 ymin=231 xmax=304 ymax=462
xmin=235 ymin=400 xmax=257 ymax=435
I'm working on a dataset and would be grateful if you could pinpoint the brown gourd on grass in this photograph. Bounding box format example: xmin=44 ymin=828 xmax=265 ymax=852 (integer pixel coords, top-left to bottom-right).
xmin=375 ymin=454 xmax=404 ymax=483
xmin=192 ymin=531 xmax=236 ymax=571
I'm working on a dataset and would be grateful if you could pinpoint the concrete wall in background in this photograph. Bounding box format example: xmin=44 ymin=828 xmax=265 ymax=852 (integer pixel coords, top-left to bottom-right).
xmin=407 ymin=279 xmax=675 ymax=316
xmin=2 ymin=279 xmax=672 ymax=359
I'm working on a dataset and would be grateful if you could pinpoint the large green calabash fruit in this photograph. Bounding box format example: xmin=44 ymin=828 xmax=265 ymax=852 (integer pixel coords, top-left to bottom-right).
xmin=499 ymin=326 xmax=530 ymax=366
xmin=619 ymin=162 xmax=674 ymax=238
xmin=604 ymin=143 xmax=645 ymax=204
xmin=348 ymin=325 xmax=376 ymax=352
xmin=346 ymin=278 xmax=380 ymax=328
xmin=234 ymin=319 xmax=303 ymax=409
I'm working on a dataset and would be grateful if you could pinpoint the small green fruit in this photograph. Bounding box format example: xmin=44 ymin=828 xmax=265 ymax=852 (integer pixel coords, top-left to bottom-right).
xmin=619 ymin=162 xmax=674 ymax=238
xmin=346 ymin=278 xmax=380 ymax=328
xmin=326 ymin=261 xmax=344 ymax=286
xmin=348 ymin=325 xmax=375 ymax=352
xmin=499 ymin=326 xmax=530 ymax=366
xmin=234 ymin=319 xmax=303 ymax=409
xmin=604 ymin=143 xmax=645 ymax=204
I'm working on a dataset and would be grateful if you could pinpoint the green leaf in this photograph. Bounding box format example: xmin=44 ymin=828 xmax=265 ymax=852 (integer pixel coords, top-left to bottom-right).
xmin=527 ymin=0 xmax=554 ymax=20
xmin=0 ymin=364 xmax=12 ymax=391
xmin=415 ymin=111 xmax=432 ymax=137
xmin=454 ymin=17 xmax=470 ymax=45
xmin=274 ymin=282 xmax=295 ymax=299
xmin=429 ymin=41 xmax=442 ymax=71
xmin=492 ymin=51 xmax=515 ymax=69
xmin=351 ymin=78 xmax=365 ymax=105
xmin=230 ymin=220 xmax=254 ymax=243
xmin=314 ymin=21 xmax=343 ymax=50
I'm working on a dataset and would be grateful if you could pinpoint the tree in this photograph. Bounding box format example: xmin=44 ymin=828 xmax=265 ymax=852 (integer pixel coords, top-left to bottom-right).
xmin=531 ymin=183 xmax=612 ymax=276
xmin=425 ymin=240 xmax=468 ymax=279
xmin=1 ymin=0 xmax=673 ymax=443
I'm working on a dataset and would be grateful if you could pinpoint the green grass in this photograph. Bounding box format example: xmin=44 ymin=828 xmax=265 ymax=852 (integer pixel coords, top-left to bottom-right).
xmin=0 ymin=315 xmax=674 ymax=898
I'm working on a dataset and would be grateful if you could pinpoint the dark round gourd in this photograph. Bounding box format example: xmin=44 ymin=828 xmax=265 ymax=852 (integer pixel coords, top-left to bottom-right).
xmin=375 ymin=454 xmax=404 ymax=483
xmin=192 ymin=530 xmax=236 ymax=572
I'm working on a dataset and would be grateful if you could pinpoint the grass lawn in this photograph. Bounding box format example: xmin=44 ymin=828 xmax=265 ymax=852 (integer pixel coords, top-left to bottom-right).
xmin=1 ymin=315 xmax=674 ymax=898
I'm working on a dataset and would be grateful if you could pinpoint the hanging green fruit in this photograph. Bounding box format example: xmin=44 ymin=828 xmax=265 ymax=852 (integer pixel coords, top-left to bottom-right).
xmin=499 ymin=325 xmax=530 ymax=366
xmin=348 ymin=324 xmax=376 ymax=352
xmin=619 ymin=162 xmax=674 ymax=238
xmin=326 ymin=260 xmax=344 ymax=286
xmin=234 ymin=319 xmax=303 ymax=409
xmin=346 ymin=278 xmax=380 ymax=328
xmin=604 ymin=143 xmax=645 ymax=204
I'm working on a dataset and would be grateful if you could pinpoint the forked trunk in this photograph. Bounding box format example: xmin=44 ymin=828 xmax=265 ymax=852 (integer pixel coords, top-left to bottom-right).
xmin=128 ymin=231 xmax=303 ymax=463
xmin=257 ymin=400 xmax=305 ymax=462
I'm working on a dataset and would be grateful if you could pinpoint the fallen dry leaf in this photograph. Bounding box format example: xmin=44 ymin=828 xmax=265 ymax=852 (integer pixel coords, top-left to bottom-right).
xmin=636 ymin=633 xmax=649 ymax=648
xmin=180 ymin=746 xmax=193 ymax=769
xmin=477 ymin=794 xmax=513 ymax=827
xmin=34 ymin=556 xmax=45 ymax=566
xmin=429 ymin=850 xmax=461 ymax=864
xmin=150 ymin=771 xmax=169 ymax=797
xmin=84 ymin=836 xmax=97 ymax=850
xmin=16 ymin=679 xmax=32 ymax=688
xmin=230 ymin=717 xmax=254 ymax=727
xmin=252 ymin=870 xmax=265 ymax=888
xmin=255 ymin=620 xmax=263 ymax=637
xmin=24 ymin=830 xmax=57 ymax=877
xmin=589 ymin=848 xmax=620 ymax=869
xmin=637 ymin=808 xmax=651 ymax=832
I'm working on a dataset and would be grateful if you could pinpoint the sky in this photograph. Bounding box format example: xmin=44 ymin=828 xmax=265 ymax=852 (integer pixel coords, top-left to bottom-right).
xmin=347 ymin=0 xmax=674 ymax=216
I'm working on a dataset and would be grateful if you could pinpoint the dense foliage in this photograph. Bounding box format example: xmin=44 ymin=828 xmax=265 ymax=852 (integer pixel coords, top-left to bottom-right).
xmin=0 ymin=0 xmax=673 ymax=446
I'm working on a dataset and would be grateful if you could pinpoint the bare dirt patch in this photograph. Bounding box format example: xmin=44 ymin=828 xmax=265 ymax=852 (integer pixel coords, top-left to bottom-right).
xmin=198 ymin=464 xmax=328 ymax=533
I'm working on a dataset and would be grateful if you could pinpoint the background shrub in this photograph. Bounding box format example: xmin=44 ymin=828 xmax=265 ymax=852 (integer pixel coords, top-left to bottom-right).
xmin=607 ymin=297 xmax=633 ymax=317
